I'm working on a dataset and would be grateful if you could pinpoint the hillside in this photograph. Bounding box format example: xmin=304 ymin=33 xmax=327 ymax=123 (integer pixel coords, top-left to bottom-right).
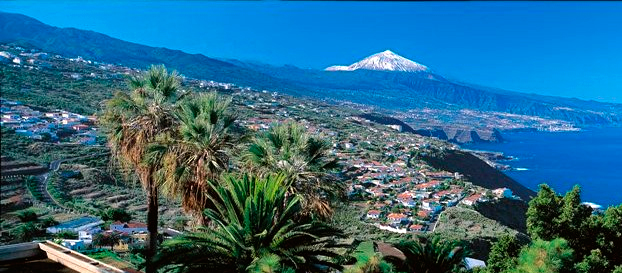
xmin=243 ymin=62 xmax=622 ymax=126
xmin=1 ymin=12 xmax=621 ymax=127
xmin=420 ymin=149 xmax=536 ymax=201
xmin=359 ymin=113 xmax=504 ymax=143
xmin=1 ymin=44 xmax=530 ymax=251
xmin=0 ymin=12 xmax=303 ymax=95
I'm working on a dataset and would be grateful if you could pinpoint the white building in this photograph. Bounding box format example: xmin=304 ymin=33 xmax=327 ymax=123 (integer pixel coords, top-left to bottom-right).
xmin=60 ymin=240 xmax=87 ymax=251
xmin=110 ymin=222 xmax=148 ymax=234
xmin=78 ymin=227 xmax=102 ymax=242
xmin=493 ymin=188 xmax=513 ymax=198
xmin=366 ymin=210 xmax=381 ymax=219
xmin=422 ymin=200 xmax=443 ymax=212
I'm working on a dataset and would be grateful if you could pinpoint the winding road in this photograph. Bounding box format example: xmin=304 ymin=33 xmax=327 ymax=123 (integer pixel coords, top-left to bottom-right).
xmin=35 ymin=152 xmax=110 ymax=210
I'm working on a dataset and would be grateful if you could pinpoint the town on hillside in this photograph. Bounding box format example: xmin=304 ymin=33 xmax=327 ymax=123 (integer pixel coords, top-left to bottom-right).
xmin=1 ymin=43 xmax=521 ymax=271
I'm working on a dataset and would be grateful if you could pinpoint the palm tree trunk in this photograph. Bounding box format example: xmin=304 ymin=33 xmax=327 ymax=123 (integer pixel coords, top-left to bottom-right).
xmin=196 ymin=211 xmax=207 ymax=227
xmin=145 ymin=177 xmax=159 ymax=273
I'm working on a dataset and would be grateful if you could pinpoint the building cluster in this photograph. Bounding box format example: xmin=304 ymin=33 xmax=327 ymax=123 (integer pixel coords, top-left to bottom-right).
xmin=1 ymin=98 xmax=98 ymax=144
xmin=396 ymin=107 xmax=579 ymax=133
xmin=46 ymin=216 xmax=152 ymax=252
xmin=337 ymin=132 xmax=517 ymax=233
xmin=1 ymin=44 xmax=139 ymax=79
xmin=225 ymin=88 xmax=520 ymax=234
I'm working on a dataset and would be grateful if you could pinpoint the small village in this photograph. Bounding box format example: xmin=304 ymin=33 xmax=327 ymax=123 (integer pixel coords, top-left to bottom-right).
xmin=228 ymin=86 xmax=521 ymax=234
xmin=1 ymin=98 xmax=98 ymax=145
xmin=2 ymin=5 xmax=621 ymax=272
xmin=1 ymin=45 xmax=520 ymax=271
xmin=45 ymin=216 xmax=181 ymax=253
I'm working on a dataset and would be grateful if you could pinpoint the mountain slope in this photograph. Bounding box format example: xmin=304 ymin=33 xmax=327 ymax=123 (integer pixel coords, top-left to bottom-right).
xmin=241 ymin=60 xmax=622 ymax=125
xmin=0 ymin=12 xmax=304 ymax=94
xmin=2 ymin=12 xmax=620 ymax=126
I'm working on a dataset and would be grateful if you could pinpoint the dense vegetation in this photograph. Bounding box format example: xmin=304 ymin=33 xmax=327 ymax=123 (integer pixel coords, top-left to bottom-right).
xmin=478 ymin=184 xmax=622 ymax=273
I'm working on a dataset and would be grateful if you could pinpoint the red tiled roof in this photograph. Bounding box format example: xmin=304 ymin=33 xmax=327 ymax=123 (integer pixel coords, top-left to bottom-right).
xmin=417 ymin=210 xmax=431 ymax=218
xmin=434 ymin=190 xmax=452 ymax=197
xmin=465 ymin=194 xmax=482 ymax=202
xmin=387 ymin=213 xmax=407 ymax=220
xmin=113 ymin=221 xmax=147 ymax=228
xmin=126 ymin=222 xmax=147 ymax=228
xmin=415 ymin=180 xmax=441 ymax=189
xmin=410 ymin=224 xmax=423 ymax=230
xmin=397 ymin=192 xmax=412 ymax=200
xmin=367 ymin=210 xmax=381 ymax=215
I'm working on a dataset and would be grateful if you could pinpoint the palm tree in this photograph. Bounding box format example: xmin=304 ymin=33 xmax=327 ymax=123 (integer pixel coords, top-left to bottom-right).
xmin=15 ymin=209 xmax=38 ymax=223
xmin=242 ymin=122 xmax=341 ymax=219
xmin=153 ymin=173 xmax=345 ymax=273
xmin=14 ymin=223 xmax=41 ymax=242
xmin=146 ymin=92 xmax=237 ymax=225
xmin=387 ymin=236 xmax=468 ymax=273
xmin=93 ymin=232 xmax=123 ymax=251
xmin=345 ymin=253 xmax=394 ymax=273
xmin=100 ymin=64 xmax=182 ymax=273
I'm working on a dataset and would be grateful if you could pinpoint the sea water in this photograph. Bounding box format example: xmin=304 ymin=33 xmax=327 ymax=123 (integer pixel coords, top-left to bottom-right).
xmin=464 ymin=127 xmax=622 ymax=208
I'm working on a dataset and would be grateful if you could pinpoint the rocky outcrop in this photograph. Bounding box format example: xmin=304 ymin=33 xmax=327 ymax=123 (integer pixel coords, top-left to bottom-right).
xmin=358 ymin=113 xmax=503 ymax=144
xmin=441 ymin=127 xmax=503 ymax=144
xmin=411 ymin=127 xmax=503 ymax=144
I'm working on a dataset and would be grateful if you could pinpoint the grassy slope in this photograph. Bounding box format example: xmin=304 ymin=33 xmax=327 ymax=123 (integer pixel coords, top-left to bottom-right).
xmin=434 ymin=206 xmax=529 ymax=260
xmin=421 ymin=149 xmax=536 ymax=201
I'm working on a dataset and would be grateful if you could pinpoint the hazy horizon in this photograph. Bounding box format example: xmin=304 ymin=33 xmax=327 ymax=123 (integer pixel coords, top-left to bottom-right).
xmin=1 ymin=1 xmax=621 ymax=103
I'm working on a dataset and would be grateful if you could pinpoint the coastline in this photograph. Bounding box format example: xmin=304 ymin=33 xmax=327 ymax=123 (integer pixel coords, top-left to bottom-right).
xmin=462 ymin=127 xmax=622 ymax=207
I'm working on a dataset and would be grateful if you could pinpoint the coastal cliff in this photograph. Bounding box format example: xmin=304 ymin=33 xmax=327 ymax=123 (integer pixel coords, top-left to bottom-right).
xmin=420 ymin=148 xmax=535 ymax=201
xmin=359 ymin=113 xmax=504 ymax=144
xmin=414 ymin=127 xmax=504 ymax=144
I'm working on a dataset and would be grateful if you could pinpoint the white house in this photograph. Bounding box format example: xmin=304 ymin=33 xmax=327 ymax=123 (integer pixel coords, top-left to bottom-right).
xmin=110 ymin=222 xmax=148 ymax=234
xmin=78 ymin=227 xmax=102 ymax=242
xmin=60 ymin=240 xmax=87 ymax=251
xmin=366 ymin=210 xmax=381 ymax=219
xmin=422 ymin=200 xmax=443 ymax=212
xmin=461 ymin=194 xmax=483 ymax=206
xmin=493 ymin=188 xmax=513 ymax=198
xmin=387 ymin=213 xmax=408 ymax=225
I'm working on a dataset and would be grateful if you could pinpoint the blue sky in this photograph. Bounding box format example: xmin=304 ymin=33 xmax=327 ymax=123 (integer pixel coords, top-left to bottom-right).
xmin=1 ymin=1 xmax=621 ymax=102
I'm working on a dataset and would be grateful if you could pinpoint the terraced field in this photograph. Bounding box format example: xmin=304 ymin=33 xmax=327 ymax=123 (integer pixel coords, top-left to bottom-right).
xmin=0 ymin=177 xmax=32 ymax=214
xmin=57 ymin=164 xmax=185 ymax=225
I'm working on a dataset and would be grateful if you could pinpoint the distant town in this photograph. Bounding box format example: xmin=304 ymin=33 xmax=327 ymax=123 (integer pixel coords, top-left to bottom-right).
xmin=1 ymin=98 xmax=98 ymax=145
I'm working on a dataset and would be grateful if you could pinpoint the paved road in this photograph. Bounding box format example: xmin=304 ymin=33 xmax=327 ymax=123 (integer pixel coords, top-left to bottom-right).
xmin=36 ymin=152 xmax=110 ymax=210
xmin=36 ymin=172 xmax=67 ymax=209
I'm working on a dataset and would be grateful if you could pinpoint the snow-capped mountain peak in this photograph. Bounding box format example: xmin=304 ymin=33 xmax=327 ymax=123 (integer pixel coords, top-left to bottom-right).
xmin=325 ymin=50 xmax=428 ymax=72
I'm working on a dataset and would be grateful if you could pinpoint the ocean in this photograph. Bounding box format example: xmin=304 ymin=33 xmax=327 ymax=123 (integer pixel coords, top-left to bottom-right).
xmin=463 ymin=127 xmax=622 ymax=208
